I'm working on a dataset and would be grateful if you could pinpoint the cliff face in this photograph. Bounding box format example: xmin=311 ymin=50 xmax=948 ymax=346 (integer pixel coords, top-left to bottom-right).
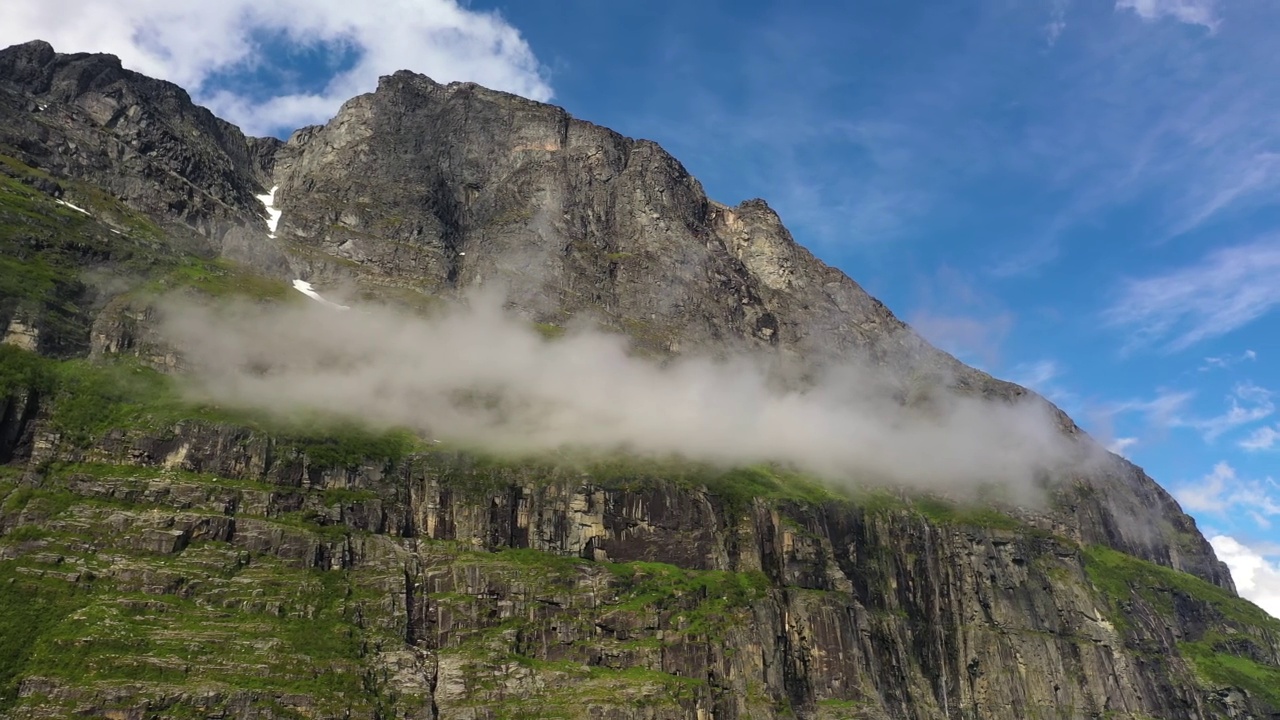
xmin=1 ymin=39 xmax=1278 ymax=720
xmin=0 ymin=40 xmax=268 ymax=233
xmin=1 ymin=414 xmax=1277 ymax=720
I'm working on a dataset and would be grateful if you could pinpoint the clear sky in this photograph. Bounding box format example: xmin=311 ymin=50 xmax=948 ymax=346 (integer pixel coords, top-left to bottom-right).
xmin=5 ymin=0 xmax=1279 ymax=616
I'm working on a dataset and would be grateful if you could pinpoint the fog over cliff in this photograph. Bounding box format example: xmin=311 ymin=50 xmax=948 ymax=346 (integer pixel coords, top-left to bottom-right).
xmin=160 ymin=288 xmax=1098 ymax=502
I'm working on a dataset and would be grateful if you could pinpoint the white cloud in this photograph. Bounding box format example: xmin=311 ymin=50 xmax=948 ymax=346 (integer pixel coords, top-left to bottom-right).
xmin=1172 ymin=152 xmax=1280 ymax=235
xmin=1105 ymin=388 xmax=1195 ymax=427
xmin=1241 ymin=424 xmax=1280 ymax=451
xmin=1009 ymin=360 xmax=1060 ymax=391
xmin=1099 ymin=382 xmax=1273 ymax=447
xmin=1046 ymin=0 xmax=1071 ymax=45
xmin=1210 ymin=535 xmax=1280 ymax=619
xmin=1199 ymin=349 xmax=1258 ymax=372
xmin=1192 ymin=382 xmax=1274 ymax=441
xmin=1007 ymin=359 xmax=1083 ymax=412
xmin=1105 ymin=238 xmax=1280 ymax=351
xmin=908 ymin=312 xmax=1013 ymax=370
xmin=1116 ymin=0 xmax=1220 ymax=29
xmin=1174 ymin=462 xmax=1280 ymax=520
xmin=1107 ymin=436 xmax=1139 ymax=454
xmin=2 ymin=0 xmax=552 ymax=135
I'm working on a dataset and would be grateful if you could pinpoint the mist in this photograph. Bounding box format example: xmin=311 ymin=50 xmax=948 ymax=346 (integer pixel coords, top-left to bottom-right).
xmin=158 ymin=289 xmax=1096 ymax=503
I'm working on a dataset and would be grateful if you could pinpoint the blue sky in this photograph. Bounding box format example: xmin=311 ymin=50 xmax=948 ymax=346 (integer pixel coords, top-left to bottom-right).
xmin=6 ymin=0 xmax=1280 ymax=615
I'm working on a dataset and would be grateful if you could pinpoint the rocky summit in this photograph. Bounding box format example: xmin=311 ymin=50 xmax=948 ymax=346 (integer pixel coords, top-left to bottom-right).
xmin=1 ymin=38 xmax=1278 ymax=720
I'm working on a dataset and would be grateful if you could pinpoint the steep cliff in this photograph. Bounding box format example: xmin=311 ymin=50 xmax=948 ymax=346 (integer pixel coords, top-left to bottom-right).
xmin=1 ymin=39 xmax=1277 ymax=720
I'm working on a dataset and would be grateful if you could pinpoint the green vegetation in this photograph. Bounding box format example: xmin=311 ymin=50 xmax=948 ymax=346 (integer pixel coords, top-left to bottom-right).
xmin=142 ymin=257 xmax=296 ymax=301
xmin=0 ymin=152 xmax=296 ymax=356
xmin=0 ymin=345 xmax=422 ymax=468
xmin=1180 ymin=639 xmax=1280 ymax=706
xmin=280 ymin=423 xmax=419 ymax=470
xmin=912 ymin=496 xmax=1023 ymax=531
xmin=0 ymin=562 xmax=386 ymax=713
xmin=575 ymin=459 xmax=843 ymax=515
xmin=607 ymin=561 xmax=769 ymax=637
xmin=698 ymin=466 xmax=838 ymax=514
xmin=0 ymin=344 xmax=55 ymax=396
xmin=1082 ymin=545 xmax=1280 ymax=630
xmin=534 ymin=322 xmax=566 ymax=339
xmin=0 ymin=170 xmax=101 ymax=350
xmin=0 ymin=563 xmax=85 ymax=709
xmin=816 ymin=698 xmax=877 ymax=719
xmin=1 ymin=486 xmax=77 ymax=516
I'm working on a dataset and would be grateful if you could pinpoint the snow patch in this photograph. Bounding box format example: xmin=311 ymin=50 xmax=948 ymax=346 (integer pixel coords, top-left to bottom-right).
xmin=292 ymin=279 xmax=350 ymax=311
xmin=56 ymin=199 xmax=90 ymax=215
xmin=256 ymin=185 xmax=282 ymax=238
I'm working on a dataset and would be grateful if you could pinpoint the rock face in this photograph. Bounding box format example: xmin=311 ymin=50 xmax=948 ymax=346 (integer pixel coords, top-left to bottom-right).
xmin=271 ymin=71 xmax=905 ymax=363
xmin=1 ymin=418 xmax=1278 ymax=720
xmin=0 ymin=40 xmax=267 ymax=234
xmin=1 ymin=39 xmax=1277 ymax=719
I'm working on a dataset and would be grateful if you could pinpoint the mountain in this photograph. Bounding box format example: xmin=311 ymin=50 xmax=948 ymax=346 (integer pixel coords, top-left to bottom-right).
xmin=0 ymin=39 xmax=1277 ymax=719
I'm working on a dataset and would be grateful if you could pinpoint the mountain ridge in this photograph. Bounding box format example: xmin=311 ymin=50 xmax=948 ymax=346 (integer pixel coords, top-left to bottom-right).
xmin=0 ymin=32 xmax=1235 ymax=601
xmin=1 ymin=38 xmax=1277 ymax=720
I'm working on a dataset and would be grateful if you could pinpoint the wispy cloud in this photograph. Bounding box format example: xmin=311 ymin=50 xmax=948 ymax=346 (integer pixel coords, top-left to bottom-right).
xmin=621 ymin=2 xmax=1280 ymax=272
xmin=908 ymin=311 xmax=1014 ymax=370
xmin=1007 ymin=358 xmax=1084 ymax=412
xmin=1174 ymin=462 xmax=1280 ymax=522
xmin=981 ymin=3 xmax=1280 ymax=272
xmin=1104 ymin=388 xmax=1196 ymax=428
xmin=1170 ymin=153 xmax=1280 ymax=237
xmin=1115 ymin=0 xmax=1220 ymax=29
xmin=1107 ymin=436 xmax=1139 ymax=455
xmin=1199 ymin=349 xmax=1258 ymax=372
xmin=1104 ymin=238 xmax=1280 ymax=351
xmin=1046 ymin=0 xmax=1071 ymax=45
xmin=908 ymin=266 xmax=1016 ymax=369
xmin=1009 ymin=360 xmax=1061 ymax=390
xmin=1096 ymin=382 xmax=1273 ymax=449
xmin=2 ymin=0 xmax=551 ymax=135
xmin=1193 ymin=383 xmax=1275 ymax=442
xmin=1241 ymin=424 xmax=1280 ymax=452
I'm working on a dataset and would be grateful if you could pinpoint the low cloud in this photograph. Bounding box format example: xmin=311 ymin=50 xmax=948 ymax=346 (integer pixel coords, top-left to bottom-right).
xmin=1 ymin=0 xmax=551 ymax=136
xmin=157 ymin=289 xmax=1097 ymax=503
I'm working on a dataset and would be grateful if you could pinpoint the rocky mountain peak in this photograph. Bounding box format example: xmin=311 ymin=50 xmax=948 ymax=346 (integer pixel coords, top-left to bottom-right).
xmin=0 ymin=40 xmax=1236 ymax=591
xmin=0 ymin=39 xmax=60 ymax=90
xmin=2 ymin=39 xmax=1276 ymax=719
xmin=0 ymin=39 xmax=269 ymax=234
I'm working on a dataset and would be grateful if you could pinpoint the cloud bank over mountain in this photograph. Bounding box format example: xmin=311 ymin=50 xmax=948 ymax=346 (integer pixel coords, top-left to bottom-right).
xmin=161 ymin=290 xmax=1092 ymax=502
